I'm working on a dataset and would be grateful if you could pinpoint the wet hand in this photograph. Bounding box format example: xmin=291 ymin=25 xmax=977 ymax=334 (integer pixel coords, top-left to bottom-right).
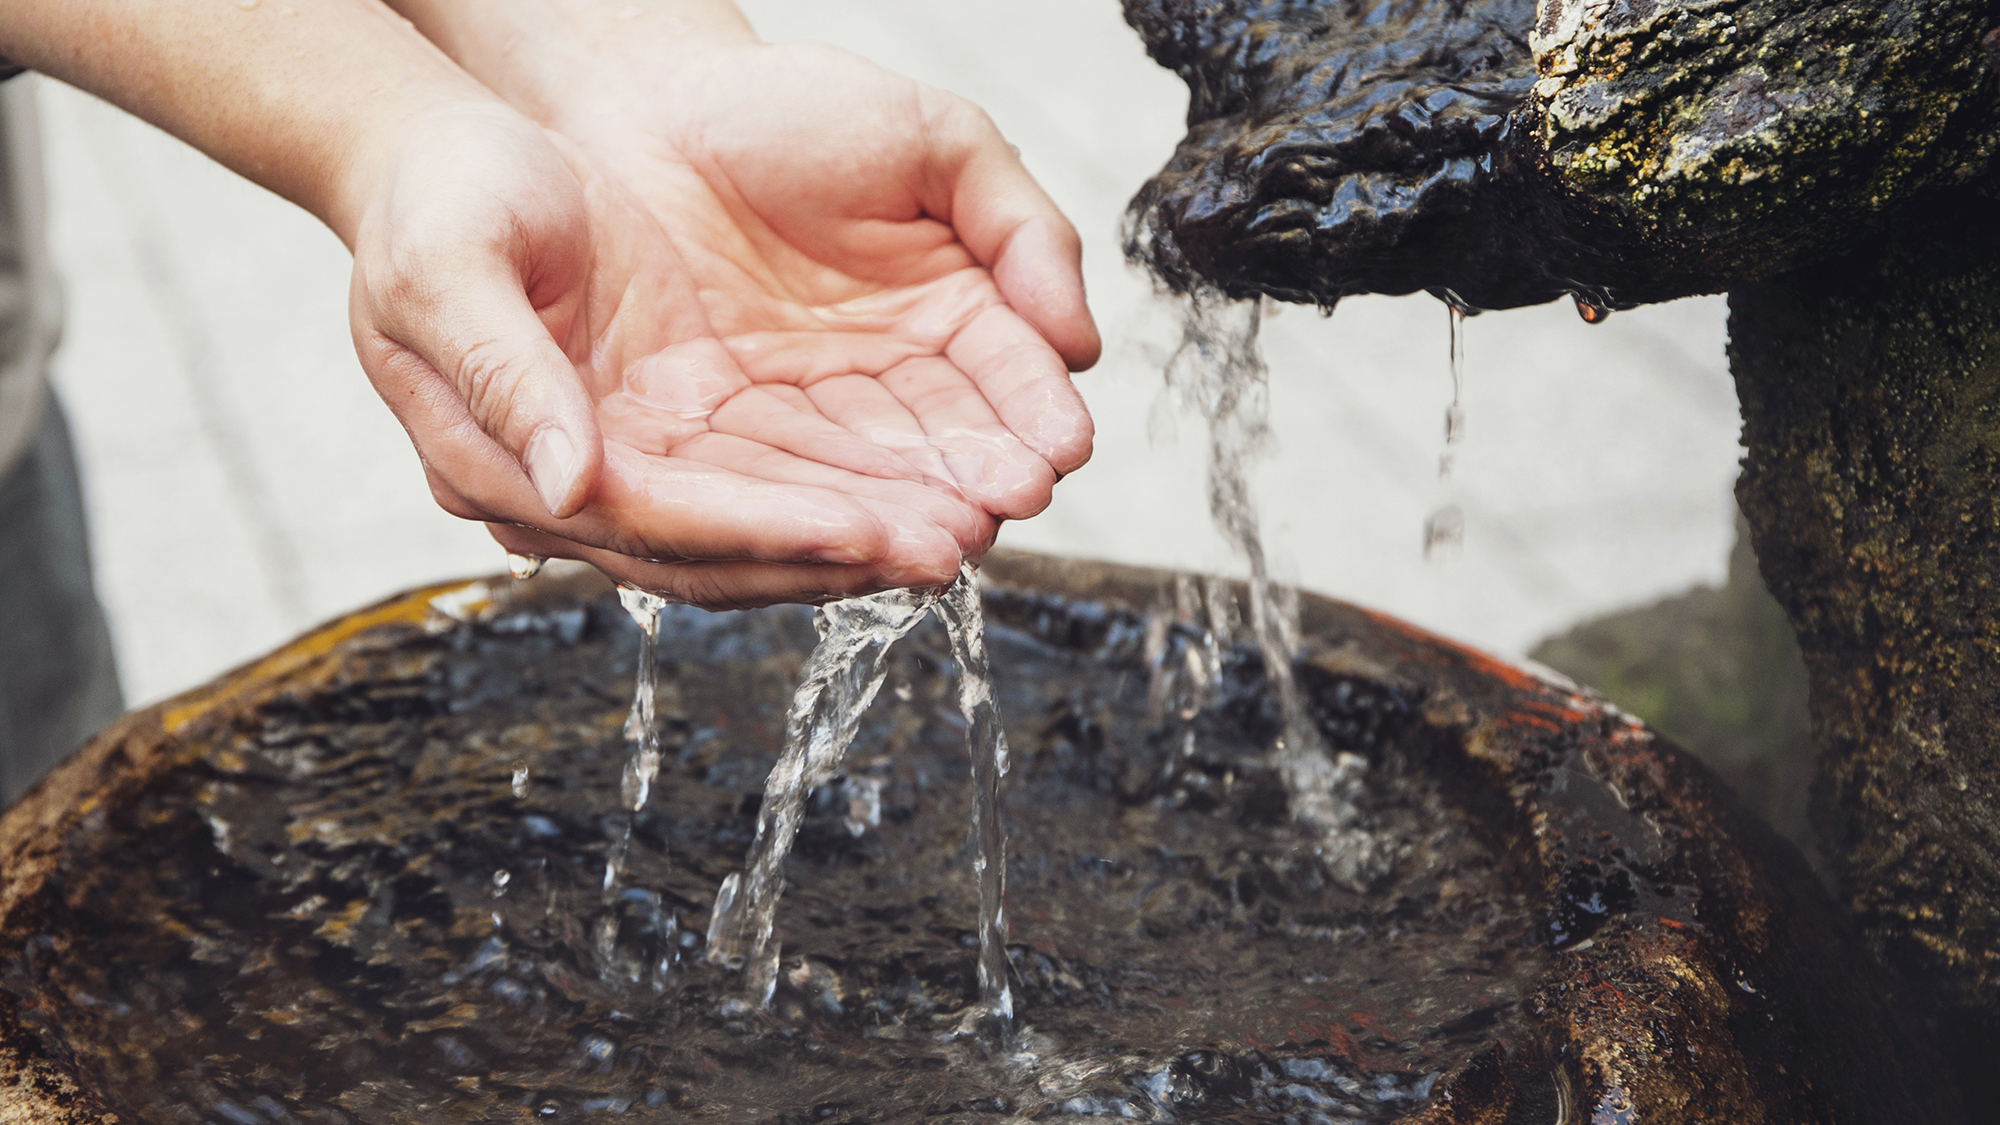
xmin=549 ymin=39 xmax=1102 ymax=517
xmin=346 ymin=102 xmax=997 ymax=607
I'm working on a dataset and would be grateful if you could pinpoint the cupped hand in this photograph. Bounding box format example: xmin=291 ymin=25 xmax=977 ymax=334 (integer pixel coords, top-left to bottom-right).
xmin=524 ymin=39 xmax=1102 ymax=577
xmin=346 ymin=101 xmax=1007 ymax=607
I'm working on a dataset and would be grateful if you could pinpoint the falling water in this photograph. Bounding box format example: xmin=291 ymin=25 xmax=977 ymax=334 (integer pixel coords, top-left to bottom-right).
xmin=1163 ymin=293 xmax=1314 ymax=750
xmin=936 ymin=566 xmax=1013 ymax=1022
xmin=1424 ymin=305 xmax=1468 ymax=562
xmin=1164 ymin=291 xmax=1387 ymax=889
xmin=704 ymin=582 xmax=941 ymax=1006
xmin=603 ymin=586 xmax=668 ymax=895
xmin=701 ymin=566 xmax=1016 ymax=1018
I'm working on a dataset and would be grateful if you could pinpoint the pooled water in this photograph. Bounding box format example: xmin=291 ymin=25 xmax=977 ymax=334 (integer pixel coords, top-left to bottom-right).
xmin=11 ymin=580 xmax=1546 ymax=1123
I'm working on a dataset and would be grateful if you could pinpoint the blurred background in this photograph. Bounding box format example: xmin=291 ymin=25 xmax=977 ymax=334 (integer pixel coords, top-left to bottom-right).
xmin=36 ymin=0 xmax=1744 ymax=710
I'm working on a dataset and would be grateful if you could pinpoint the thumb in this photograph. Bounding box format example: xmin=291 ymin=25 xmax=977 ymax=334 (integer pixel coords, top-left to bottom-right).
xmin=358 ymin=255 xmax=604 ymax=520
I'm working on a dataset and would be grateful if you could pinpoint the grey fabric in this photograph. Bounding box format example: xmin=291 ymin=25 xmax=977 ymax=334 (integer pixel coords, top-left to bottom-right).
xmin=2 ymin=77 xmax=59 ymax=480
xmin=0 ymin=76 xmax=119 ymax=803
xmin=0 ymin=397 xmax=124 ymax=804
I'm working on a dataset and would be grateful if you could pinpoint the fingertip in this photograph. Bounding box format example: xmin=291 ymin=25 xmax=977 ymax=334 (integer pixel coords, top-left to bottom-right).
xmin=873 ymin=507 xmax=965 ymax=589
xmin=1023 ymin=390 xmax=1095 ymax=479
xmin=525 ymin=422 xmax=601 ymax=518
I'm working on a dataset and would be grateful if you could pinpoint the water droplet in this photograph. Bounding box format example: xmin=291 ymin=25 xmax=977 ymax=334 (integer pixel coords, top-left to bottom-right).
xmin=1572 ymin=295 xmax=1612 ymax=324
xmin=511 ymin=764 xmax=530 ymax=799
xmin=1424 ymin=506 xmax=1465 ymax=562
xmin=1444 ymin=402 xmax=1466 ymax=445
xmin=492 ymin=870 xmax=511 ymax=897
xmin=507 ymin=553 xmax=547 ymax=580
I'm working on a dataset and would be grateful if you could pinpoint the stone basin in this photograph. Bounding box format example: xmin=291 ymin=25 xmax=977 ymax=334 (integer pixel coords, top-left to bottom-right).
xmin=0 ymin=552 xmax=1960 ymax=1123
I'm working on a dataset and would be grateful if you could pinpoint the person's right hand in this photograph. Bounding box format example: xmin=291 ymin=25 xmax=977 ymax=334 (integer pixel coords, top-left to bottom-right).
xmin=345 ymin=102 xmax=1000 ymax=607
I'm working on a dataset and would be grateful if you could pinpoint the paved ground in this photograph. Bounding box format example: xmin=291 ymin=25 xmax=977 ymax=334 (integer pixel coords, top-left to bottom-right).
xmin=36 ymin=0 xmax=1743 ymax=707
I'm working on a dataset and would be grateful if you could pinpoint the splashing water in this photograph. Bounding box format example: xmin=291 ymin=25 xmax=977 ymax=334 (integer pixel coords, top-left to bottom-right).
xmin=604 ymin=586 xmax=668 ymax=895
xmin=1164 ymin=291 xmax=1388 ymax=889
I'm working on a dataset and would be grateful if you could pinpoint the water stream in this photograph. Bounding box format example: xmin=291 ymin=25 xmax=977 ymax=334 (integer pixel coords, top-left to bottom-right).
xmin=1424 ymin=305 xmax=1467 ymax=562
xmin=603 ymin=587 xmax=668 ymax=897
xmin=701 ymin=564 xmax=1012 ymax=1017
xmin=1165 ymin=291 xmax=1389 ymax=890
xmin=935 ymin=570 xmax=1013 ymax=1022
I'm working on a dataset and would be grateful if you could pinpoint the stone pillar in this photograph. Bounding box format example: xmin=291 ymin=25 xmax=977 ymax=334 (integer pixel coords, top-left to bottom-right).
xmin=1731 ymin=188 xmax=2000 ymax=1082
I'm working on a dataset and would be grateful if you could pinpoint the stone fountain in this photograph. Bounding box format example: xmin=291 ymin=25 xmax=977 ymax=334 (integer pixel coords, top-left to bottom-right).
xmin=1122 ymin=0 xmax=2000 ymax=1108
xmin=0 ymin=555 xmax=1961 ymax=1122
xmin=0 ymin=2 xmax=1993 ymax=1121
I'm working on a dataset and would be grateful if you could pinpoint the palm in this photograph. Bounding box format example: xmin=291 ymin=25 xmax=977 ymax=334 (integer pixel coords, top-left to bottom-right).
xmin=571 ymin=42 xmax=1092 ymax=530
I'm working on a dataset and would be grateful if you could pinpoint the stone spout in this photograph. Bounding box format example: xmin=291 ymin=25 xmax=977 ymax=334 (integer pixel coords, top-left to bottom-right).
xmin=1123 ymin=0 xmax=2000 ymax=310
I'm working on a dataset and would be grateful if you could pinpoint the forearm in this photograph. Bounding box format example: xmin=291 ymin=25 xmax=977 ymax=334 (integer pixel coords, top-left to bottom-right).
xmin=0 ymin=0 xmax=500 ymax=242
xmin=384 ymin=0 xmax=754 ymax=133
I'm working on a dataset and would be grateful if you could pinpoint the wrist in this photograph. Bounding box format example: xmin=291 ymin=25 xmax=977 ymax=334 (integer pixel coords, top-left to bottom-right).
xmin=387 ymin=0 xmax=756 ymax=136
xmin=325 ymin=91 xmax=538 ymax=248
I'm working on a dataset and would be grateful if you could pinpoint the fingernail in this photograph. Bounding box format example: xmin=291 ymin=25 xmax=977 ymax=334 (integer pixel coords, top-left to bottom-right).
xmin=525 ymin=426 xmax=580 ymax=516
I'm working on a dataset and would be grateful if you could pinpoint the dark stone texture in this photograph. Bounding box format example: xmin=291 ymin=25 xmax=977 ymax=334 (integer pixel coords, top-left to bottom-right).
xmin=0 ymin=554 xmax=1964 ymax=1123
xmin=1531 ymin=517 xmax=1817 ymax=871
xmin=1732 ymin=191 xmax=2000 ymax=1099
xmin=1123 ymin=0 xmax=2000 ymax=310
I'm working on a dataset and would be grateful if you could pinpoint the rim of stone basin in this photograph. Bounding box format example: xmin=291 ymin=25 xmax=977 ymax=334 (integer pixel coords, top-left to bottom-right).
xmin=0 ymin=550 xmax=1964 ymax=1124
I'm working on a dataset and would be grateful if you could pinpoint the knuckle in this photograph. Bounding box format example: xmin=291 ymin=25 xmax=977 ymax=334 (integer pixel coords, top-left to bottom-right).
xmin=453 ymin=337 xmax=526 ymax=437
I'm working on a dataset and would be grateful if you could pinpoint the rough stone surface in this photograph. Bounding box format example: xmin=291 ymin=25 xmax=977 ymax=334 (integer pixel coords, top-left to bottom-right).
xmin=1531 ymin=518 xmax=1817 ymax=869
xmin=0 ymin=554 xmax=1964 ymax=1123
xmin=1124 ymin=0 xmax=2000 ymax=310
xmin=1731 ymin=189 xmax=2000 ymax=1100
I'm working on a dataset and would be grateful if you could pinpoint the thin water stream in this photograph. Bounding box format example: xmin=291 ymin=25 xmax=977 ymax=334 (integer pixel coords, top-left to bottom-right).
xmin=602 ymin=588 xmax=669 ymax=898
xmin=701 ymin=564 xmax=1012 ymax=1019
xmin=1164 ymin=292 xmax=1389 ymax=890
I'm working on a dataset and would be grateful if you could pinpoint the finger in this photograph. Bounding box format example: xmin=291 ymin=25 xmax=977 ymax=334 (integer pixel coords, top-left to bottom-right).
xmin=674 ymin=430 xmax=995 ymax=559
xmin=917 ymin=93 xmax=1102 ymax=371
xmin=487 ymin=523 xmax=962 ymax=611
xmin=879 ymin=356 xmax=1057 ymax=520
xmin=369 ymin=377 xmax=916 ymax=567
xmin=942 ymin=307 xmax=1094 ymax=477
xmin=357 ymin=255 xmax=603 ymax=521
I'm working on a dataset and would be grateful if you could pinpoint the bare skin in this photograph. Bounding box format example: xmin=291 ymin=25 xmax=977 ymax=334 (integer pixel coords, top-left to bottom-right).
xmin=3 ymin=0 xmax=1098 ymax=608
